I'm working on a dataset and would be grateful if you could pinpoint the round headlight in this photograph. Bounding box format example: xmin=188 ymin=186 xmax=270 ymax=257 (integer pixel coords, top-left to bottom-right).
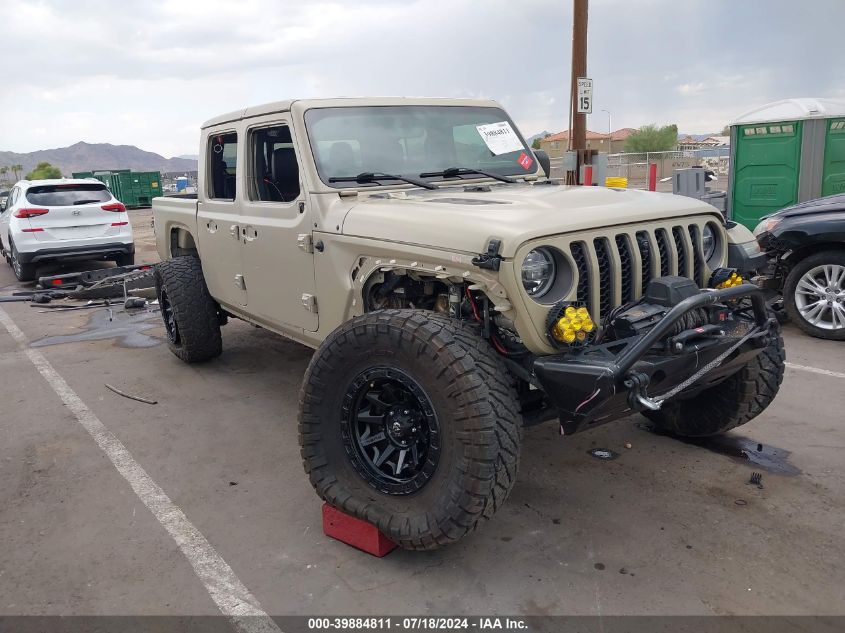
xmin=702 ymin=224 xmax=717 ymax=261
xmin=522 ymin=248 xmax=555 ymax=298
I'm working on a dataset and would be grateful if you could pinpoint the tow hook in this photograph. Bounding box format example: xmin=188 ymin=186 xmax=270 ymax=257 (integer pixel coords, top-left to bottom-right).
xmin=624 ymin=372 xmax=662 ymax=411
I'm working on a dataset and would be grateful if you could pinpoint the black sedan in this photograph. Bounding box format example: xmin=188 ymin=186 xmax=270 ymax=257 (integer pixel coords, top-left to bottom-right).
xmin=754 ymin=193 xmax=845 ymax=340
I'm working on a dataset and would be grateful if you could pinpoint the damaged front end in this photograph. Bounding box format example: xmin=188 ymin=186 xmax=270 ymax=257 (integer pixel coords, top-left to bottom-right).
xmin=531 ymin=276 xmax=777 ymax=435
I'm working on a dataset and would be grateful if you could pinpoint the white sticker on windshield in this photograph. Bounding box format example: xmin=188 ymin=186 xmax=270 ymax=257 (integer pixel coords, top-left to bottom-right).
xmin=476 ymin=121 xmax=523 ymax=155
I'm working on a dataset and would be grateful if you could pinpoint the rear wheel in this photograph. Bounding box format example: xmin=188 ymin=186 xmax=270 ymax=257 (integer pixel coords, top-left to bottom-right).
xmin=10 ymin=240 xmax=36 ymax=282
xmin=154 ymin=257 xmax=222 ymax=363
xmin=299 ymin=310 xmax=522 ymax=550
xmin=115 ymin=253 xmax=135 ymax=267
xmin=784 ymin=250 xmax=845 ymax=340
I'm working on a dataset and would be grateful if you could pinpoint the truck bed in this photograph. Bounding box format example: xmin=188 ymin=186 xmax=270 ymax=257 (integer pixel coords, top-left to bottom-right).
xmin=152 ymin=195 xmax=199 ymax=261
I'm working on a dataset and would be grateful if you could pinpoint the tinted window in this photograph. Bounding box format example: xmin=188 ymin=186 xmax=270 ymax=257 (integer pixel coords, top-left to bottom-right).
xmin=209 ymin=132 xmax=238 ymax=200
xmin=26 ymin=184 xmax=111 ymax=206
xmin=249 ymin=125 xmax=300 ymax=202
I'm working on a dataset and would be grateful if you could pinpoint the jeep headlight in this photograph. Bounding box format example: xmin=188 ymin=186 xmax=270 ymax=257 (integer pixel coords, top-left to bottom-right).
xmin=522 ymin=248 xmax=555 ymax=298
xmin=702 ymin=224 xmax=717 ymax=261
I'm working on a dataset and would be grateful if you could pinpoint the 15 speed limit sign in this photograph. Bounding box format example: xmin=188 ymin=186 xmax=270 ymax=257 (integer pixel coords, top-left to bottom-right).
xmin=577 ymin=77 xmax=593 ymax=114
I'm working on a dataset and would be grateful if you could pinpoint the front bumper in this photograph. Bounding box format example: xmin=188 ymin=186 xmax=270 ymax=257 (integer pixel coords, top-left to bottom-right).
xmin=17 ymin=242 xmax=135 ymax=264
xmin=532 ymin=284 xmax=776 ymax=435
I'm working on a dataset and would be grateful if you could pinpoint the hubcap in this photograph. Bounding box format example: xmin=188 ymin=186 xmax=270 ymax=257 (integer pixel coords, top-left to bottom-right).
xmin=159 ymin=287 xmax=181 ymax=344
xmin=794 ymin=264 xmax=845 ymax=330
xmin=341 ymin=367 xmax=439 ymax=495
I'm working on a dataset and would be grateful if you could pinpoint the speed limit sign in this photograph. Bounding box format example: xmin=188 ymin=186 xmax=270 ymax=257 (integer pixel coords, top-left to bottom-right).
xmin=577 ymin=77 xmax=593 ymax=114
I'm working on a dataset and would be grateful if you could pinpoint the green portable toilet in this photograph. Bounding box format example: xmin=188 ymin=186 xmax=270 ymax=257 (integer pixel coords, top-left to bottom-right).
xmin=728 ymin=98 xmax=845 ymax=229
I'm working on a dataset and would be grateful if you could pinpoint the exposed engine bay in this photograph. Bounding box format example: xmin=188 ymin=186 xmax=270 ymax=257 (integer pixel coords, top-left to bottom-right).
xmin=364 ymin=270 xmax=773 ymax=434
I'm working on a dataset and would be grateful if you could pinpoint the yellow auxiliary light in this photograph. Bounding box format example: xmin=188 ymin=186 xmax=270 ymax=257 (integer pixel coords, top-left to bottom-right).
xmin=716 ymin=272 xmax=744 ymax=289
xmin=549 ymin=304 xmax=597 ymax=346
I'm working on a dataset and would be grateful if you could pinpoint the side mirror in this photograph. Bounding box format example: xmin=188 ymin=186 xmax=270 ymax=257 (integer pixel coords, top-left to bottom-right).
xmin=533 ymin=149 xmax=551 ymax=178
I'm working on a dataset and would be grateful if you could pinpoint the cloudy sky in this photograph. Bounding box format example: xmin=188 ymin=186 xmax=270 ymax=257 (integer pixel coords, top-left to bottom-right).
xmin=1 ymin=0 xmax=843 ymax=157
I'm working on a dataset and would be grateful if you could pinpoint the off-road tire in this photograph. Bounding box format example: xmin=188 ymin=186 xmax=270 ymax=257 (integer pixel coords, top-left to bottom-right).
xmin=154 ymin=256 xmax=222 ymax=363
xmin=783 ymin=250 xmax=845 ymax=341
xmin=115 ymin=253 xmax=135 ymax=267
xmin=299 ymin=310 xmax=522 ymax=550
xmin=10 ymin=240 xmax=36 ymax=282
xmin=645 ymin=323 xmax=785 ymax=437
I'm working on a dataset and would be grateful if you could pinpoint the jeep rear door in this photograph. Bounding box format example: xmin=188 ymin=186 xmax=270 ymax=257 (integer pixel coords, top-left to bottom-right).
xmin=197 ymin=130 xmax=248 ymax=308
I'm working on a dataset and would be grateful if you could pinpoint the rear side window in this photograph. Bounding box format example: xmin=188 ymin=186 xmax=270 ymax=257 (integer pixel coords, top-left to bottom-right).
xmin=26 ymin=184 xmax=111 ymax=206
xmin=209 ymin=132 xmax=238 ymax=200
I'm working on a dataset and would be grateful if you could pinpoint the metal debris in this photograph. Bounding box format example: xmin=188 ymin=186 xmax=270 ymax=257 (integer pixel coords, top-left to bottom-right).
xmin=105 ymin=383 xmax=158 ymax=405
xmin=588 ymin=448 xmax=619 ymax=461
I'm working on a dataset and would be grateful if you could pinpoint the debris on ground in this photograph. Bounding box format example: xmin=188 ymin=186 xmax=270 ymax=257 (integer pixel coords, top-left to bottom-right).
xmin=588 ymin=448 xmax=619 ymax=461
xmin=104 ymin=383 xmax=158 ymax=405
xmin=750 ymin=472 xmax=763 ymax=488
xmin=624 ymin=442 xmax=632 ymax=449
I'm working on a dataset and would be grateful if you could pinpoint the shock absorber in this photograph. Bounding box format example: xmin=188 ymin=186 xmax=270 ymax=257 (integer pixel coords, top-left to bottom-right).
xmin=448 ymin=284 xmax=462 ymax=319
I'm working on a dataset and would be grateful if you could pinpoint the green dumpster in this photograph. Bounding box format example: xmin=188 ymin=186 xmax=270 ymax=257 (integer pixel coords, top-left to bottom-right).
xmin=728 ymin=98 xmax=845 ymax=229
xmin=71 ymin=169 xmax=162 ymax=208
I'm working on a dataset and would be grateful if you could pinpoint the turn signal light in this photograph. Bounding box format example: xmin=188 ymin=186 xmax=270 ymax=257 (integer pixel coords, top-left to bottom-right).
xmin=102 ymin=202 xmax=127 ymax=213
xmin=14 ymin=208 xmax=49 ymax=218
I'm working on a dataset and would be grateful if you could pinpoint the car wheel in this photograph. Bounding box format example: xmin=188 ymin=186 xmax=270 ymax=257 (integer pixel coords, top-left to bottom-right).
xmin=115 ymin=253 xmax=135 ymax=267
xmin=299 ymin=310 xmax=522 ymax=550
xmin=10 ymin=240 xmax=37 ymax=282
xmin=154 ymin=257 xmax=222 ymax=362
xmin=644 ymin=322 xmax=785 ymax=436
xmin=784 ymin=250 xmax=845 ymax=341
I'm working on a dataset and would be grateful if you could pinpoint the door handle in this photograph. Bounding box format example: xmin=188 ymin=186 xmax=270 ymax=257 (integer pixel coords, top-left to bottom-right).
xmin=206 ymin=221 xmax=218 ymax=233
xmin=244 ymin=226 xmax=258 ymax=242
xmin=229 ymin=224 xmax=239 ymax=238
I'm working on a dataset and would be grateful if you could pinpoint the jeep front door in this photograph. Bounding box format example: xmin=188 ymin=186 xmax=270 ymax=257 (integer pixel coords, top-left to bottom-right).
xmin=239 ymin=120 xmax=317 ymax=331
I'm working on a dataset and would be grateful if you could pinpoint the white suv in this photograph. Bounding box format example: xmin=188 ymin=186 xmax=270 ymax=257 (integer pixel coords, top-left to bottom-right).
xmin=0 ymin=178 xmax=135 ymax=281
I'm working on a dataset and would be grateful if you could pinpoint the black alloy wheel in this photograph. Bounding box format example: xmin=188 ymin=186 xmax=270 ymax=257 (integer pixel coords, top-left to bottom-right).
xmin=342 ymin=367 xmax=439 ymax=495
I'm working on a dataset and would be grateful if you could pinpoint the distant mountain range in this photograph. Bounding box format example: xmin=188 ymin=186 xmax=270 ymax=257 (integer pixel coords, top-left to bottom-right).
xmin=0 ymin=142 xmax=198 ymax=178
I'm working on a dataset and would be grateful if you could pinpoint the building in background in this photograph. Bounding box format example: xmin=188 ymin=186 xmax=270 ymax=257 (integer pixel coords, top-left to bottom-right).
xmin=538 ymin=128 xmax=635 ymax=157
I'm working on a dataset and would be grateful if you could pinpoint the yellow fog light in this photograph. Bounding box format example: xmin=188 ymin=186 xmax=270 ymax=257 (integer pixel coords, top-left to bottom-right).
xmin=548 ymin=304 xmax=597 ymax=347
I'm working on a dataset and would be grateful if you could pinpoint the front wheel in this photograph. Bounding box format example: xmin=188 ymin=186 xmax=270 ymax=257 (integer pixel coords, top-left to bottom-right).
xmin=645 ymin=324 xmax=785 ymax=437
xmin=784 ymin=250 xmax=845 ymax=340
xmin=299 ymin=310 xmax=522 ymax=550
xmin=154 ymin=257 xmax=222 ymax=363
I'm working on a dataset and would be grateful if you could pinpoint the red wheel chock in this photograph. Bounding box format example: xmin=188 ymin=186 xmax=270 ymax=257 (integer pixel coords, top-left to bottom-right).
xmin=322 ymin=503 xmax=398 ymax=557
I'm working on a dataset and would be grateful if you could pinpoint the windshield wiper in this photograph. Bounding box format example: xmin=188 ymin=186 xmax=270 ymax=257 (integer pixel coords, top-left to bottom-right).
xmin=73 ymin=199 xmax=105 ymax=205
xmin=328 ymin=172 xmax=437 ymax=190
xmin=418 ymin=167 xmax=516 ymax=184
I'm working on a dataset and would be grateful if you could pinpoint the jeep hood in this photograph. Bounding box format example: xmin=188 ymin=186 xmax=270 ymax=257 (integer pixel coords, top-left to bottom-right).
xmin=340 ymin=183 xmax=723 ymax=257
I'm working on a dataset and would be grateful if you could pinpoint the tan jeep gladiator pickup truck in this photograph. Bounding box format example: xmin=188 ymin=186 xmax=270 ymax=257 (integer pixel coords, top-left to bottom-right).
xmin=152 ymin=97 xmax=784 ymax=549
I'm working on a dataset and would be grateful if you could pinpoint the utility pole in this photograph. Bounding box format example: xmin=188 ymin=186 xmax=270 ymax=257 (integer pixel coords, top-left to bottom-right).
xmin=568 ymin=0 xmax=588 ymax=153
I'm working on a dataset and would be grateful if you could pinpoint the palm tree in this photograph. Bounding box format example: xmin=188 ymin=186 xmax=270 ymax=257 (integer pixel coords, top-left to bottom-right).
xmin=11 ymin=164 xmax=23 ymax=181
xmin=0 ymin=166 xmax=8 ymax=186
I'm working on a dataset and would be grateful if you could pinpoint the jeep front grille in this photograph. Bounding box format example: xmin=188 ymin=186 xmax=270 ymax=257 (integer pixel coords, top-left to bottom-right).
xmin=566 ymin=222 xmax=710 ymax=322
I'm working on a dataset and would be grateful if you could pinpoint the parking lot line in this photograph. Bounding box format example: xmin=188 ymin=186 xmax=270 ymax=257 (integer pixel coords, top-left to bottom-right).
xmin=785 ymin=362 xmax=845 ymax=380
xmin=0 ymin=306 xmax=281 ymax=633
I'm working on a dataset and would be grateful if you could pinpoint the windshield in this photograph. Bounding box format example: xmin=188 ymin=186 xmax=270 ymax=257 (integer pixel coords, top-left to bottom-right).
xmin=26 ymin=183 xmax=111 ymax=206
xmin=305 ymin=105 xmax=536 ymax=188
